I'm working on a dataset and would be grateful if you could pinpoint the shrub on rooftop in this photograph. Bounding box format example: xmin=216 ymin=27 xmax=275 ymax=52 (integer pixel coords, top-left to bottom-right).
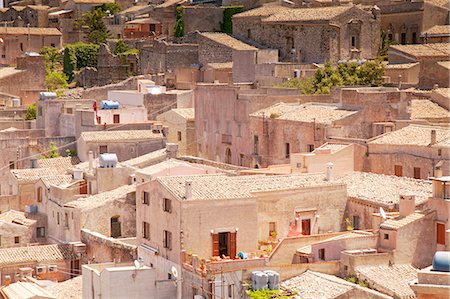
xmin=173 ymin=6 xmax=184 ymax=38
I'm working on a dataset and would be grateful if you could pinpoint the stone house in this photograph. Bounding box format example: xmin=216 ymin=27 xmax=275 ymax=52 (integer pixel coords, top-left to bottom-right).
xmin=367 ymin=124 xmax=450 ymax=179
xmin=336 ymin=172 xmax=433 ymax=231
xmin=0 ymin=54 xmax=47 ymax=106
xmin=388 ymin=43 xmax=450 ymax=89
xmin=0 ymin=244 xmax=80 ymax=285
xmin=136 ymin=173 xmax=347 ymax=284
xmin=0 ymin=210 xmax=37 ymax=248
xmin=156 ymin=108 xmax=195 ymax=156
xmin=0 ymin=27 xmax=62 ymax=66
xmin=249 ymin=102 xmax=358 ymax=167
xmin=233 ymin=4 xmax=380 ymax=63
xmin=64 ymin=0 xmax=115 ymax=17
xmin=77 ymin=129 xmax=166 ymax=162
xmin=384 ymin=62 xmax=420 ymax=85
xmin=411 ymin=260 xmax=450 ymax=299
xmin=194 ymin=83 xmax=308 ymax=167
xmin=0 ymin=5 xmax=50 ymax=28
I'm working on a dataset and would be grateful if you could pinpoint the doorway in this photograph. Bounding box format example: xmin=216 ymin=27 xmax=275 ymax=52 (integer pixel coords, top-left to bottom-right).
xmin=110 ymin=216 xmax=121 ymax=238
xmin=213 ymin=232 xmax=237 ymax=258
xmin=301 ymin=219 xmax=311 ymax=235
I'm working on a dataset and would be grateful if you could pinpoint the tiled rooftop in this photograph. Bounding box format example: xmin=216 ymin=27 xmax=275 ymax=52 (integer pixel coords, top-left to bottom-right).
xmin=0 ymin=27 xmax=62 ymax=35
xmin=315 ymin=143 xmax=350 ymax=154
xmin=37 ymin=156 xmax=80 ymax=174
xmin=233 ymin=4 xmax=289 ymax=18
xmin=380 ymin=212 xmax=426 ymax=230
xmin=356 ymin=264 xmax=418 ymax=298
xmin=0 ymin=210 xmax=36 ymax=226
xmin=172 ymin=108 xmax=195 ymax=120
xmin=369 ymin=124 xmax=450 ymax=147
xmin=158 ymin=173 xmax=333 ymax=201
xmin=437 ymin=61 xmax=450 ymax=69
xmin=385 ymin=62 xmax=419 ymax=69
xmin=390 ymin=43 xmax=450 ymax=58
xmin=73 ymin=0 xmax=114 ymax=4
xmin=200 ymin=33 xmax=257 ymax=51
xmin=0 ymin=244 xmax=76 ymax=266
xmin=422 ymin=25 xmax=450 ymax=36
xmin=433 ymin=88 xmax=450 ymax=100
xmin=121 ymin=148 xmax=167 ymax=168
xmin=11 ymin=168 xmax=60 ymax=182
xmin=0 ymin=67 xmax=24 ymax=80
xmin=251 ymin=102 xmax=357 ymax=124
xmin=425 ymin=0 xmax=450 ymax=8
xmin=281 ymin=270 xmax=354 ymax=298
xmin=80 ymin=130 xmax=162 ymax=142
xmin=411 ymin=99 xmax=450 ymax=120
xmin=2 ymin=282 xmax=56 ymax=299
xmin=336 ymin=172 xmax=432 ymax=206
xmin=41 ymin=175 xmax=74 ymax=188
xmin=65 ymin=185 xmax=135 ymax=211
xmin=47 ymin=276 xmax=82 ymax=299
xmin=263 ymin=5 xmax=353 ymax=23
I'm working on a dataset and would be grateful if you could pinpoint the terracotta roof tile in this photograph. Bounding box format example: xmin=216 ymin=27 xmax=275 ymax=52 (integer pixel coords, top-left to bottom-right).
xmin=80 ymin=130 xmax=162 ymax=142
xmin=390 ymin=43 xmax=450 ymax=58
xmin=422 ymin=25 xmax=450 ymax=36
xmin=369 ymin=124 xmax=450 ymax=147
xmin=0 ymin=244 xmax=76 ymax=266
xmin=199 ymin=33 xmax=257 ymax=51
xmin=233 ymin=4 xmax=289 ymax=18
xmin=0 ymin=27 xmax=62 ymax=36
xmin=263 ymin=5 xmax=353 ymax=23
xmin=411 ymin=99 xmax=450 ymax=120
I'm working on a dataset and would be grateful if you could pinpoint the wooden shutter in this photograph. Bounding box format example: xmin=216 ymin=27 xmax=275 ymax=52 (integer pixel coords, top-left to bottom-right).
xmin=229 ymin=232 xmax=237 ymax=258
xmin=212 ymin=233 xmax=219 ymax=257
xmin=437 ymin=223 xmax=446 ymax=245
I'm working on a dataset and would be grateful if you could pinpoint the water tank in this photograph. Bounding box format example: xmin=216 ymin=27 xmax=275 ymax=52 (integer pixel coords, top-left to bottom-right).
xmin=25 ymin=205 xmax=38 ymax=214
xmin=100 ymin=100 xmax=120 ymax=110
xmin=99 ymin=153 xmax=118 ymax=168
xmin=73 ymin=168 xmax=83 ymax=180
xmin=252 ymin=271 xmax=268 ymax=291
xmin=264 ymin=270 xmax=280 ymax=290
xmin=12 ymin=98 xmax=20 ymax=107
xmin=432 ymin=251 xmax=450 ymax=272
xmin=39 ymin=92 xmax=57 ymax=100
xmin=194 ymin=296 xmax=205 ymax=299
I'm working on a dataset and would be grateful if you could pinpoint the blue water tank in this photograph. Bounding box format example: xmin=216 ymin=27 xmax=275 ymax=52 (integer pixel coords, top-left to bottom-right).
xmin=100 ymin=100 xmax=120 ymax=110
xmin=432 ymin=251 xmax=450 ymax=272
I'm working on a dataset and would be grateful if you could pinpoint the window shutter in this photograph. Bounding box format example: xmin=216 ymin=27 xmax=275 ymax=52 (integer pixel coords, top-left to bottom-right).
xmin=229 ymin=232 xmax=237 ymax=258
xmin=168 ymin=231 xmax=172 ymax=250
xmin=212 ymin=233 xmax=219 ymax=257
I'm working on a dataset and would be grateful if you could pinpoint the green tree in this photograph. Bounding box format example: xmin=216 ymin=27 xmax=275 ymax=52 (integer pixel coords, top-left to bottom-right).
xmin=114 ymin=39 xmax=129 ymax=55
xmin=82 ymin=8 xmax=111 ymax=44
xmin=45 ymin=72 xmax=69 ymax=91
xmin=357 ymin=60 xmax=385 ymax=86
xmin=220 ymin=6 xmax=243 ymax=34
xmin=379 ymin=30 xmax=396 ymax=60
xmin=39 ymin=47 xmax=62 ymax=74
xmin=99 ymin=3 xmax=121 ymax=14
xmin=42 ymin=141 xmax=60 ymax=158
xmin=173 ymin=6 xmax=184 ymax=37
xmin=25 ymin=103 xmax=36 ymax=120
xmin=63 ymin=43 xmax=100 ymax=81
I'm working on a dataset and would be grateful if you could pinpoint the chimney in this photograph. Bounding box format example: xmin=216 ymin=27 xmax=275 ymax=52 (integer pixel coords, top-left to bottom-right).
xmin=399 ymin=195 xmax=415 ymax=217
xmin=185 ymin=180 xmax=193 ymax=200
xmin=433 ymin=84 xmax=439 ymax=90
xmin=88 ymin=150 xmax=94 ymax=173
xmin=431 ymin=130 xmax=437 ymax=145
xmin=325 ymin=162 xmax=334 ymax=181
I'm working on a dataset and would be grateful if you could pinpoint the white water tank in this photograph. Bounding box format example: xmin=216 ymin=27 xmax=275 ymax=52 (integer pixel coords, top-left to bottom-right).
xmin=99 ymin=153 xmax=118 ymax=168
xmin=265 ymin=270 xmax=280 ymax=290
xmin=73 ymin=168 xmax=83 ymax=180
xmin=252 ymin=271 xmax=268 ymax=291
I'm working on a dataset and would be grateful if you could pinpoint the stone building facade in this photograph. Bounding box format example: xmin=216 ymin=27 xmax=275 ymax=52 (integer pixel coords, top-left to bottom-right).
xmin=233 ymin=5 xmax=380 ymax=63
xmin=0 ymin=5 xmax=49 ymax=28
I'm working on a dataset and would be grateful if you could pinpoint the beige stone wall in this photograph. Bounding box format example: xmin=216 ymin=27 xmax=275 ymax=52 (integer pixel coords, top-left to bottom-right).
xmin=156 ymin=110 xmax=196 ymax=156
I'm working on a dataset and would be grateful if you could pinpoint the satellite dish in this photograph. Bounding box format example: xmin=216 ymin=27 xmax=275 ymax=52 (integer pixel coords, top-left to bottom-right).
xmin=171 ymin=266 xmax=178 ymax=278
xmin=379 ymin=207 xmax=387 ymax=219
xmin=134 ymin=260 xmax=141 ymax=269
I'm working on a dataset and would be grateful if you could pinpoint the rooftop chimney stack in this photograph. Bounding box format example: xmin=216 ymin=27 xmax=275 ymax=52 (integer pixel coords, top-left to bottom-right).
xmin=326 ymin=162 xmax=334 ymax=181
xmin=185 ymin=180 xmax=193 ymax=200
xmin=431 ymin=129 xmax=437 ymax=145
xmin=88 ymin=150 xmax=94 ymax=173
xmin=399 ymin=195 xmax=415 ymax=218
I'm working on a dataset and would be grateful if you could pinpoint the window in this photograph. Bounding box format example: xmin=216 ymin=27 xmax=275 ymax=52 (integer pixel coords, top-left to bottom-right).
xmin=401 ymin=33 xmax=406 ymax=45
xmin=9 ymin=161 xmax=15 ymax=169
xmin=228 ymin=284 xmax=233 ymax=298
xmin=253 ymin=135 xmax=259 ymax=155
xmin=318 ymin=248 xmax=325 ymax=260
xmin=36 ymin=227 xmax=45 ymax=238
xmin=57 ymin=212 xmax=60 ymax=225
xmin=203 ymin=120 xmax=208 ymax=133
xmin=142 ymin=221 xmax=150 ymax=240
xmin=412 ymin=32 xmax=417 ymax=44
xmin=37 ymin=187 xmax=43 ymax=203
xmin=150 ymin=24 xmax=156 ymax=32
xmin=163 ymin=230 xmax=172 ymax=250
xmin=388 ymin=33 xmax=393 ymax=41
xmin=64 ymin=212 xmax=69 ymax=228
xmin=384 ymin=233 xmax=389 ymax=240
xmin=351 ymin=36 xmax=356 ymax=48
xmin=269 ymin=222 xmax=276 ymax=236
xmin=414 ymin=167 xmax=421 ymax=179
xmin=20 ymin=43 xmax=23 ymax=51
xmin=142 ymin=192 xmax=149 ymax=205
xmin=177 ymin=131 xmax=182 ymax=141
xmin=438 ymin=149 xmax=442 ymax=156
xmin=99 ymin=145 xmax=108 ymax=154
xmin=163 ymin=198 xmax=172 ymax=213
xmin=113 ymin=114 xmax=120 ymax=124
xmin=353 ymin=215 xmax=360 ymax=230
xmin=247 ymin=29 xmax=251 ymax=39
xmin=394 ymin=165 xmax=403 ymax=177
xmin=307 ymin=144 xmax=315 ymax=152
xmin=66 ymin=108 xmax=73 ymax=114
xmin=50 ymin=43 xmax=55 ymax=47
xmin=437 ymin=223 xmax=446 ymax=245
xmin=14 ymin=236 xmax=19 ymax=244
xmin=38 ymin=107 xmax=42 ymax=117
xmin=285 ymin=143 xmax=290 ymax=158
xmin=239 ymin=154 xmax=244 ymax=166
